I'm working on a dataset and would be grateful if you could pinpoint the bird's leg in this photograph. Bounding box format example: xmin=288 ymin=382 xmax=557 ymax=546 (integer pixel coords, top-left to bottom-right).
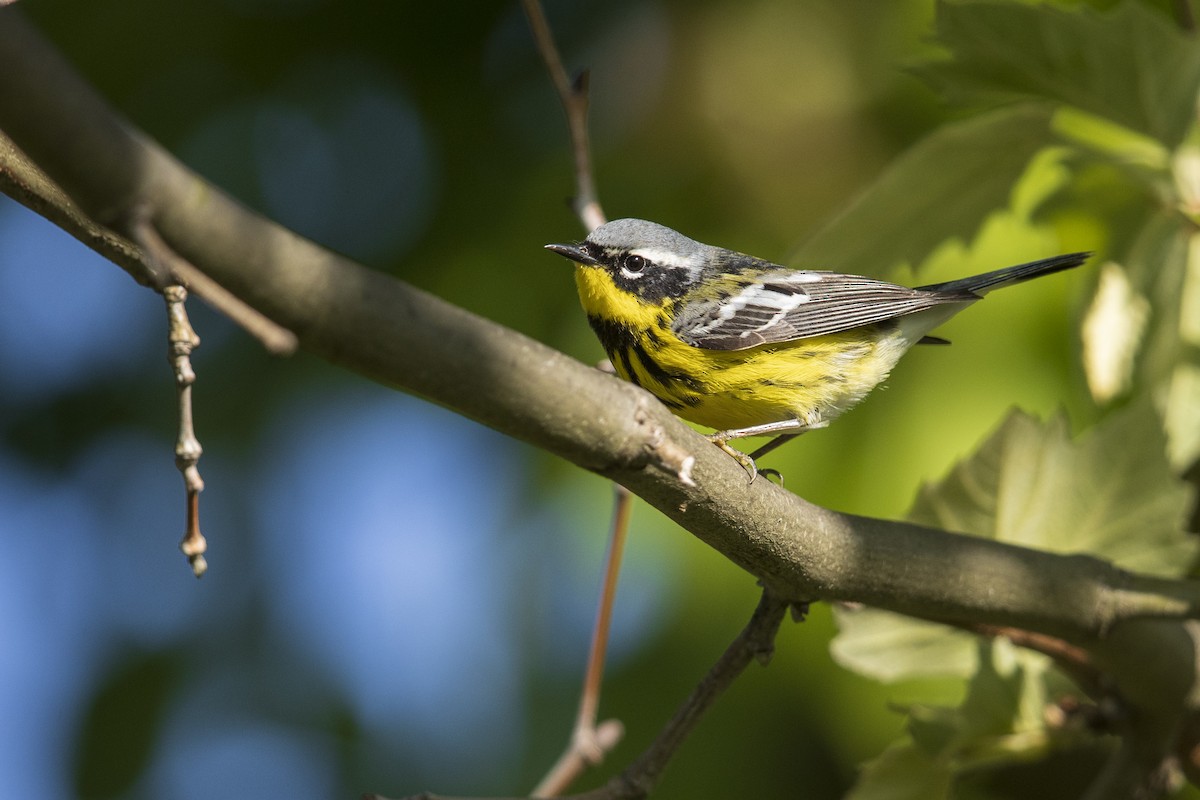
xmin=748 ymin=433 xmax=802 ymax=461
xmin=706 ymin=419 xmax=826 ymax=483
xmin=748 ymin=434 xmax=802 ymax=485
xmin=706 ymin=437 xmax=762 ymax=483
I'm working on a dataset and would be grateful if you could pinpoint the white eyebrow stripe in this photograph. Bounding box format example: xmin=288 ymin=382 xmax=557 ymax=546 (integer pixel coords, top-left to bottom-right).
xmin=631 ymin=246 xmax=705 ymax=271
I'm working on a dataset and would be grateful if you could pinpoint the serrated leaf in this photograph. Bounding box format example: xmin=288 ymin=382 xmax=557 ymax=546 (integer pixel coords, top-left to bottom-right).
xmin=918 ymin=0 xmax=1200 ymax=149
xmin=909 ymin=404 xmax=1195 ymax=576
xmin=834 ymin=404 xmax=1194 ymax=686
xmin=790 ymin=105 xmax=1054 ymax=276
xmin=845 ymin=741 xmax=954 ymax=800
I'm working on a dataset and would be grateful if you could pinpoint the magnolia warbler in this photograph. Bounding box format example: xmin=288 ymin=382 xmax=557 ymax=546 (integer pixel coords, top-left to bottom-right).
xmin=546 ymin=219 xmax=1089 ymax=479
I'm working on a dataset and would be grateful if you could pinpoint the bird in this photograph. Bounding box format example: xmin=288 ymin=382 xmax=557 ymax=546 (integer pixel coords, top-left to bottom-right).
xmin=546 ymin=218 xmax=1089 ymax=480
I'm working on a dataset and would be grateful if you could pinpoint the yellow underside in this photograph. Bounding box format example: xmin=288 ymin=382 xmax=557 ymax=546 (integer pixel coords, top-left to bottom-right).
xmin=575 ymin=265 xmax=909 ymax=432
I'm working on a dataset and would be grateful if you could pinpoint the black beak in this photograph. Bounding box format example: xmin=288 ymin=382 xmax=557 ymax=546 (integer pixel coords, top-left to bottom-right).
xmin=545 ymin=242 xmax=599 ymax=266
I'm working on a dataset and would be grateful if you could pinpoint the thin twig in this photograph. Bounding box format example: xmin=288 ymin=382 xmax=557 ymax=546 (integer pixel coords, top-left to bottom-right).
xmin=374 ymin=589 xmax=792 ymax=800
xmin=129 ymin=209 xmax=298 ymax=356
xmin=532 ymin=486 xmax=633 ymax=797
xmin=519 ymin=0 xmax=605 ymax=232
xmin=1 ymin=131 xmax=297 ymax=355
xmin=600 ymin=589 xmax=791 ymax=799
xmin=162 ymin=285 xmax=207 ymax=577
xmin=127 ymin=208 xmax=294 ymax=574
xmin=0 ymin=131 xmax=158 ymax=287
xmin=519 ymin=1 xmax=630 ymax=794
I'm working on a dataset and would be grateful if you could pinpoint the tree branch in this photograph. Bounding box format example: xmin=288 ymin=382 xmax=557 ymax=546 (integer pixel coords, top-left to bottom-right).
xmin=3 ymin=13 xmax=1200 ymax=788
xmin=0 ymin=2 xmax=1197 ymax=639
xmin=0 ymin=130 xmax=297 ymax=354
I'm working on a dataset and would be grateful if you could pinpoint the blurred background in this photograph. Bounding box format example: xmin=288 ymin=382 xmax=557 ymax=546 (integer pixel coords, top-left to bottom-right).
xmin=0 ymin=0 xmax=1099 ymax=797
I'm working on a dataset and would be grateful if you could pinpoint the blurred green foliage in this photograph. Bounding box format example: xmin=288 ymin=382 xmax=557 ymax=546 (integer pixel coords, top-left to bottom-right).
xmin=5 ymin=0 xmax=1200 ymax=798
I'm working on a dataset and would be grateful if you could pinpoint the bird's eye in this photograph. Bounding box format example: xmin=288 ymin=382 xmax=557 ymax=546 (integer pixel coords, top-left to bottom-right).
xmin=623 ymin=254 xmax=647 ymax=274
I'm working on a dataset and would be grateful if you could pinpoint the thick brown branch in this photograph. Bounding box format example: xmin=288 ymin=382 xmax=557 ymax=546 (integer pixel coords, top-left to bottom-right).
xmin=0 ymin=5 xmax=1197 ymax=643
xmin=5 ymin=9 xmax=1200 ymax=793
xmin=4 ymin=23 xmax=1200 ymax=795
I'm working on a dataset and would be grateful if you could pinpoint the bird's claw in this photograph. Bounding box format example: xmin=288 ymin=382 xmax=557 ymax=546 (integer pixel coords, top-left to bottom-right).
xmin=707 ymin=435 xmax=759 ymax=483
xmin=759 ymin=468 xmax=784 ymax=486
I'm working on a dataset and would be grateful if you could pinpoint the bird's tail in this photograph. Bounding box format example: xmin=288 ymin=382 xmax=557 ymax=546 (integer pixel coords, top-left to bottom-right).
xmin=918 ymin=252 xmax=1091 ymax=296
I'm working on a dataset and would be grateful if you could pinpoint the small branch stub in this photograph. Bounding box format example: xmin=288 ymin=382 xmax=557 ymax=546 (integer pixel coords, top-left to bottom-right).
xmin=165 ymin=284 xmax=208 ymax=577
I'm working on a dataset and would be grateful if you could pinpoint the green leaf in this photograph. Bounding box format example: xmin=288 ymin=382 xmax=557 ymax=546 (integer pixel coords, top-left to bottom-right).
xmin=831 ymin=606 xmax=980 ymax=682
xmin=910 ymin=403 xmax=1195 ymax=576
xmin=834 ymin=403 xmax=1195 ymax=684
xmin=1081 ymin=261 xmax=1151 ymax=404
xmin=845 ymin=741 xmax=954 ymax=800
xmin=1117 ymin=212 xmax=1200 ymax=470
xmin=1164 ymin=362 xmax=1200 ymax=471
xmin=956 ymin=645 xmax=1023 ymax=741
xmin=906 ymin=702 xmax=964 ymax=757
xmin=790 ymin=105 xmax=1055 ymax=276
xmin=918 ymin=0 xmax=1200 ymax=149
xmin=847 ymin=641 xmax=1065 ymax=800
xmin=1121 ymin=212 xmax=1189 ymax=374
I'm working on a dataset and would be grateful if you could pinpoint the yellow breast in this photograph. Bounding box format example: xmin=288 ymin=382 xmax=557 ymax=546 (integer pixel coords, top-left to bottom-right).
xmin=574 ymin=265 xmax=908 ymax=432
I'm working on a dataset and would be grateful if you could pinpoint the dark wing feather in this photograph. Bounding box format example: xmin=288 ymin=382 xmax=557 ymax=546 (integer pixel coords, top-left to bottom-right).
xmin=673 ymin=270 xmax=975 ymax=351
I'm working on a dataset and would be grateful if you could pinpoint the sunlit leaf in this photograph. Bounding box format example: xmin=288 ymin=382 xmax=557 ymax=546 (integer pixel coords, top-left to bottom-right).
xmin=1118 ymin=217 xmax=1200 ymax=470
xmin=1164 ymin=233 xmax=1200 ymax=469
xmin=834 ymin=404 xmax=1194 ymax=683
xmin=1082 ymin=262 xmax=1150 ymax=404
xmin=1051 ymin=107 xmax=1169 ymax=175
xmin=790 ymin=105 xmax=1054 ymax=276
xmin=1165 ymin=363 xmax=1200 ymax=470
xmin=847 ymin=641 xmax=1067 ymax=799
xmin=910 ymin=404 xmax=1194 ymax=574
xmin=831 ymin=606 xmax=979 ymax=681
xmin=918 ymin=0 xmax=1200 ymax=149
